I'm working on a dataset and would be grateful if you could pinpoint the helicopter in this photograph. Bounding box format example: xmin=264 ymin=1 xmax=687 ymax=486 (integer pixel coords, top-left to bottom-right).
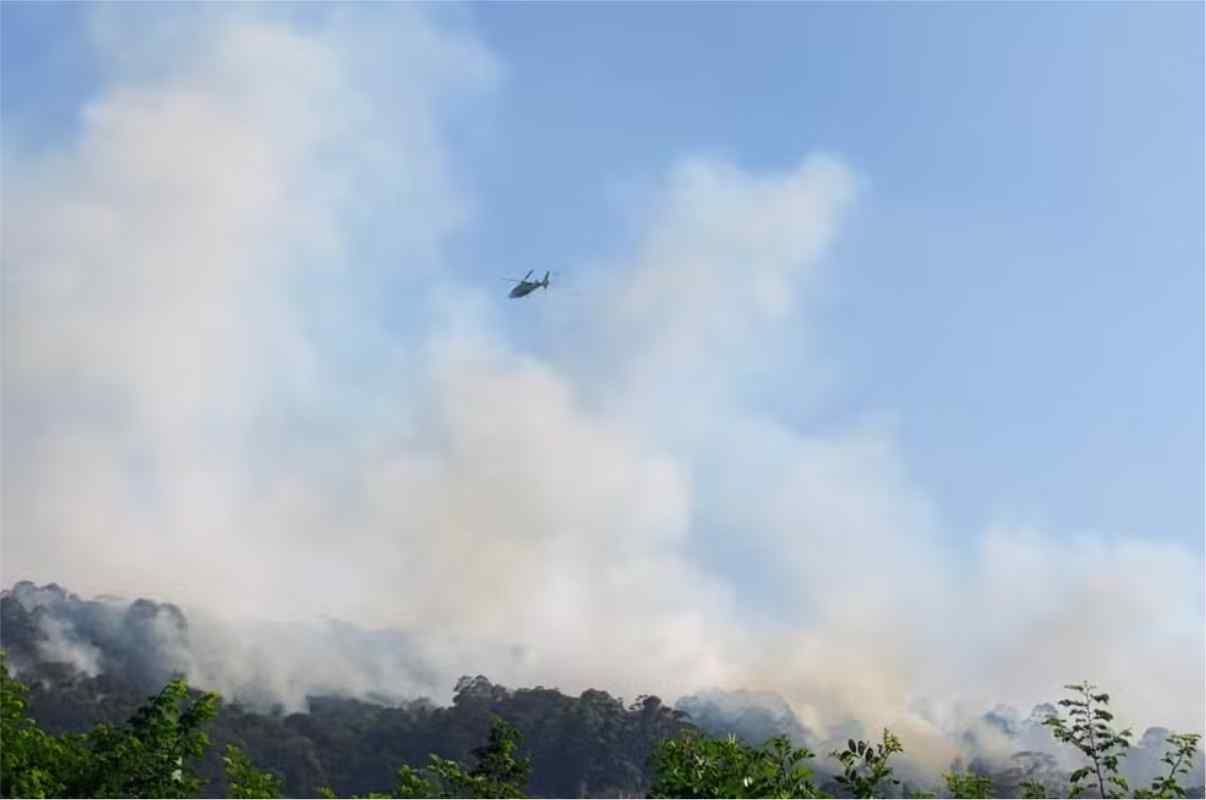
xmin=503 ymin=269 xmax=552 ymax=299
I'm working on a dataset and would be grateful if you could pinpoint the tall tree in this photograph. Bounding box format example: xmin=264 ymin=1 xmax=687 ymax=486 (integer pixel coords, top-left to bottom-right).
xmin=1043 ymin=682 xmax=1132 ymax=799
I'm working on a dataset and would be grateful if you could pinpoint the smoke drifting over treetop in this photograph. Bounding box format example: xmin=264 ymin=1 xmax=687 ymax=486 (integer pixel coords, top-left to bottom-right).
xmin=4 ymin=579 xmax=1203 ymax=793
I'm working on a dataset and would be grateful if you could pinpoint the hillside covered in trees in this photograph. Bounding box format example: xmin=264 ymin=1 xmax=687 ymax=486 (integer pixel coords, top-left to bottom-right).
xmin=2 ymin=581 xmax=1202 ymax=798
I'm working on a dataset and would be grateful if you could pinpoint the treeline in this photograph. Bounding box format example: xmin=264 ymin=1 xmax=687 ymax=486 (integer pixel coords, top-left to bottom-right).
xmin=2 ymin=651 xmax=1202 ymax=799
xmin=1 ymin=651 xmax=691 ymax=798
xmin=2 ymin=583 xmax=1203 ymax=798
xmin=0 ymin=582 xmax=692 ymax=796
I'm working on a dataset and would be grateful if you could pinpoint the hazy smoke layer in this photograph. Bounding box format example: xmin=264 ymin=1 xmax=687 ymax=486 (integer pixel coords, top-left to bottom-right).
xmin=2 ymin=2 xmax=1202 ymax=778
xmin=5 ymin=579 xmax=1202 ymax=790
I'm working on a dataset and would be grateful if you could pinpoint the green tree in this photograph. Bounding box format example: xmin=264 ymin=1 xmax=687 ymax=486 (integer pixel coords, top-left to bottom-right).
xmin=1 ymin=651 xmax=79 ymax=798
xmin=464 ymin=716 xmax=532 ymax=797
xmin=2 ymin=651 xmax=281 ymax=799
xmin=391 ymin=716 xmax=531 ymax=799
xmin=224 ymin=744 xmax=283 ymax=799
xmin=829 ymin=729 xmax=903 ymax=799
xmin=1043 ymin=682 xmax=1132 ymax=799
xmin=649 ymin=731 xmax=820 ymax=798
xmin=66 ymin=677 xmax=220 ymax=798
xmin=391 ymin=763 xmax=441 ymax=798
xmin=1019 ymin=778 xmax=1049 ymax=798
xmin=1134 ymin=733 xmax=1203 ymax=799
xmin=943 ymin=767 xmax=993 ymax=798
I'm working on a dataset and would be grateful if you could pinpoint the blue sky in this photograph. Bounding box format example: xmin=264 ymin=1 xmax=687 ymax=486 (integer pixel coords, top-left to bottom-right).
xmin=2 ymin=1 xmax=1202 ymax=741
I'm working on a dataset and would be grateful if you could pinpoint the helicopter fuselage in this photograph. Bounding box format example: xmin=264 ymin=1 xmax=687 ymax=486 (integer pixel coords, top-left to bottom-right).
xmin=509 ymin=282 xmax=541 ymax=298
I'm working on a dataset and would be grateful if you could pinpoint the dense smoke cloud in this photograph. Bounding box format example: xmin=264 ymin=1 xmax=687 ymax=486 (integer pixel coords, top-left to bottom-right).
xmin=2 ymin=2 xmax=1201 ymax=779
